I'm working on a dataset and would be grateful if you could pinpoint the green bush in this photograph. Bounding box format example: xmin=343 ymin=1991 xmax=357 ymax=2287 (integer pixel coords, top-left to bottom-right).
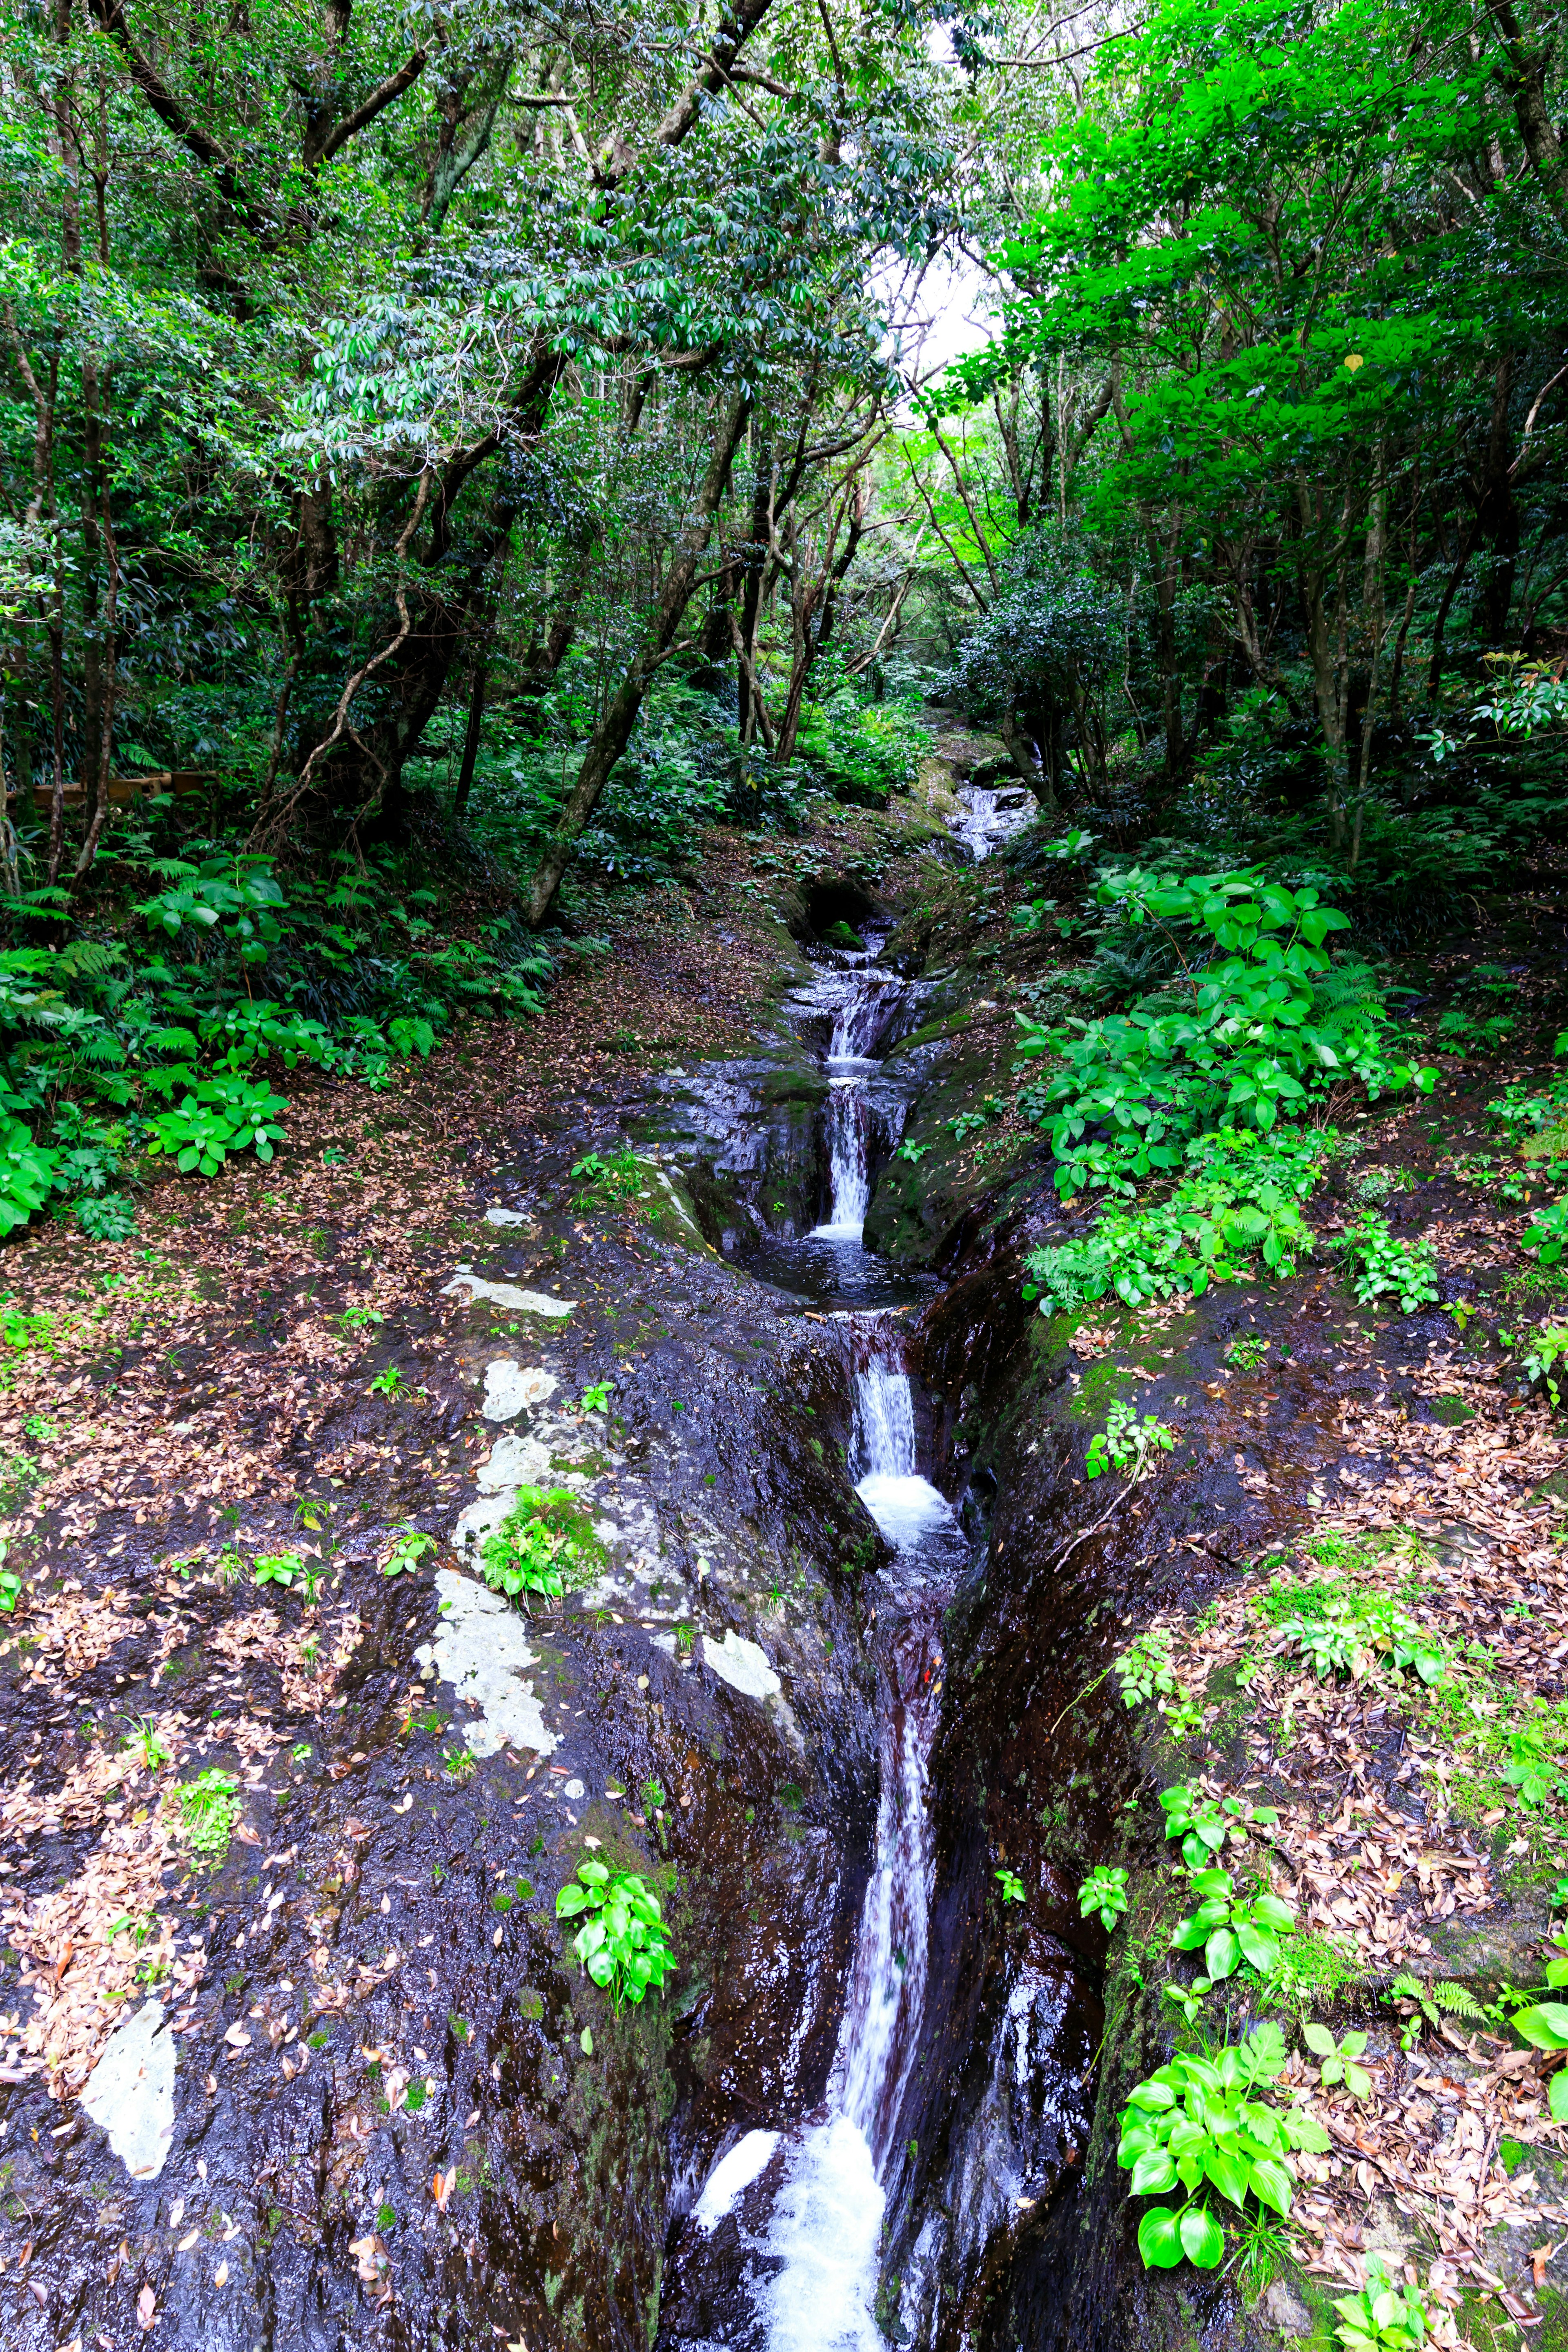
xmin=1117 ymin=2023 xmax=1329 ymax=2271
xmin=1339 ymin=1213 xmax=1439 ymax=1312
xmin=1024 ymin=1127 xmax=1328 ymax=1312
xmin=1014 ymin=868 xmax=1432 ymax=1198
xmin=479 ymin=1488 xmax=595 ymax=1608
xmin=555 ymin=1859 xmax=675 ymax=2009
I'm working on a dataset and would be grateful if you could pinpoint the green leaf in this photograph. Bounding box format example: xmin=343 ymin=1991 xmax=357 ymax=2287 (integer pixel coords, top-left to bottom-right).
xmin=1512 ymin=2004 xmax=1568 ymax=2050
xmin=1202 ymin=2145 xmax=1251 ymax=2209
xmin=1136 ymin=2205 xmax=1187 ymax=2269
xmin=1303 ymin=2022 xmax=1335 ymax=2057
xmin=1130 ymin=2148 xmax=1180 ymax=2196
xmin=1246 ymin=2156 xmax=1294 ymax=2218
xmin=1205 ymin=1926 xmax=1239 ymax=1980
xmin=1548 ymin=2070 xmax=1568 ymax=2123
xmin=1178 ymin=2205 xmax=1225 ymax=2267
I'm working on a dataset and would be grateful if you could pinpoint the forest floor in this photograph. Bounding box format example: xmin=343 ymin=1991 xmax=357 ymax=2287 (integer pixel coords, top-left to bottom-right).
xmin=0 ymin=779 xmax=1564 ymax=2350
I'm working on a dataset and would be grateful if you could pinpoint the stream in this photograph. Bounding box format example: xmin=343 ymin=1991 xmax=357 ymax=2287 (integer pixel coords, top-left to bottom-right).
xmin=668 ymin=892 xmax=988 ymax=2345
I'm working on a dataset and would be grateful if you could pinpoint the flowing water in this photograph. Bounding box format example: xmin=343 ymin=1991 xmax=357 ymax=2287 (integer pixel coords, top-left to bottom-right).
xmin=679 ymin=928 xmax=966 ymax=2348
xmin=952 ymin=777 xmax=1035 ymax=862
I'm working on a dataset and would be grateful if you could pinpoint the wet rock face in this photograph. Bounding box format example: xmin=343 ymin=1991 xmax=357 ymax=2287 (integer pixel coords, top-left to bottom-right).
xmin=0 ymin=1209 xmax=880 ymax=2351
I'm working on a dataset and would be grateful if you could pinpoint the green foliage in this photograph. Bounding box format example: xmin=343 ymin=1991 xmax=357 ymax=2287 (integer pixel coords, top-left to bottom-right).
xmin=1085 ymin=1401 xmax=1174 ymax=1480
xmin=579 ymin=1379 xmax=614 ymax=1413
xmin=1272 ymin=1596 xmax=1447 ymax=1687
xmin=382 ymin=1525 xmax=436 ymax=1578
xmin=1170 ymin=1864 xmax=1297 ymax=1981
xmin=1523 ymin=1200 xmax=1568 ymax=1269
xmin=1158 ymin=1783 xmax=1278 ymax=1870
xmin=570 ymin=1149 xmax=644 ymax=1203
xmin=1013 ymin=871 xmax=1430 ymax=1200
xmin=1333 ymin=2259 xmax=1431 ymax=2352
xmin=1225 ymin=1333 xmax=1270 ymax=1370
xmin=479 ymin=1488 xmax=595 ymax=1609
xmin=1303 ymin=2022 xmax=1372 ymax=2098
xmin=1524 ymin=1325 xmax=1568 ymax=1408
xmin=253 ymin=1551 xmax=303 ymax=1590
xmin=1079 ymin=1864 xmax=1128 ymax=1929
xmin=368 ymin=1365 xmax=405 ymax=1398
xmin=1025 ymin=1128 xmax=1326 ymax=1313
xmin=1502 ymin=1717 xmax=1568 ymax=1810
xmin=1339 ymin=1214 xmax=1440 ymax=1313
xmin=1384 ymin=1973 xmax=1484 ymax=2050
xmin=144 ymin=1069 xmax=289 ymax=1176
xmin=170 ymin=1769 xmax=241 ymax=1869
xmin=995 ymin=1866 xmax=1027 ymax=1904
xmin=0 ymin=1548 xmax=22 ymax=1614
xmin=555 ymin=1860 xmax=675 ymax=2010
xmin=1118 ymin=2024 xmax=1329 ymax=2272
xmin=1115 ymin=1626 xmax=1179 ymax=1709
xmin=126 ymin=1717 xmax=171 ymax=1773
xmin=794 ymin=680 xmax=930 ymax=808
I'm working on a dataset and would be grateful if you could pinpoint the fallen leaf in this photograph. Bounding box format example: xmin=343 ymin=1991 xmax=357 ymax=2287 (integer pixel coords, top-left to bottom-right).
xmin=136 ymin=2283 xmax=156 ymax=2330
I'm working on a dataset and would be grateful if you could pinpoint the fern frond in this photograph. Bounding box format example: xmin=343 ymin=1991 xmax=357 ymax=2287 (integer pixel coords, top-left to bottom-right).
xmin=1388 ymin=1971 xmax=1422 ymax=1999
xmin=1432 ymin=1981 xmax=1483 ymax=2019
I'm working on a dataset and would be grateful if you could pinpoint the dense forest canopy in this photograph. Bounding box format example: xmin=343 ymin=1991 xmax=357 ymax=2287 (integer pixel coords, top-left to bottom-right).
xmin=0 ymin=0 xmax=1563 ymax=1230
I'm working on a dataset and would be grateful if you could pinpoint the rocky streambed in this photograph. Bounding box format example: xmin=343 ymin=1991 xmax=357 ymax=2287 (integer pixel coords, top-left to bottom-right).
xmin=2 ymin=772 xmax=1566 ymax=2352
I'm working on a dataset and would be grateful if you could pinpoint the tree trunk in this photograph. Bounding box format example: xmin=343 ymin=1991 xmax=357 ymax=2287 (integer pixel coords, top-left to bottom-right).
xmin=525 ymin=388 xmax=751 ymax=928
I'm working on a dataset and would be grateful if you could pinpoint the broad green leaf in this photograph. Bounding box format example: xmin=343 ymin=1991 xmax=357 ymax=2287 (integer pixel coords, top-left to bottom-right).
xmin=1137 ymin=2205 xmax=1187 ymax=2269
xmin=1179 ymin=2204 xmax=1226 ymax=2267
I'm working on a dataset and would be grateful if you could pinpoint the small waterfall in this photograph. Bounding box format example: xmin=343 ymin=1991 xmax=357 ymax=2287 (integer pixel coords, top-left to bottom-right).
xmin=852 ymin=1331 xmax=954 ymax=1552
xmin=812 ymin=1084 xmax=871 ymax=1239
xmin=762 ymin=1616 xmax=939 ymax=2352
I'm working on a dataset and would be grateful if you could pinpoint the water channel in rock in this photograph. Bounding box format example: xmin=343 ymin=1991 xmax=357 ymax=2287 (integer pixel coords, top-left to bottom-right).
xmin=667 ymin=916 xmax=976 ymax=2348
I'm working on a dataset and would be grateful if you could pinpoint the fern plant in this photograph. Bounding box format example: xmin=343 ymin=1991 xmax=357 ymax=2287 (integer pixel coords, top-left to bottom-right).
xmin=1384 ymin=1973 xmax=1483 ymax=2050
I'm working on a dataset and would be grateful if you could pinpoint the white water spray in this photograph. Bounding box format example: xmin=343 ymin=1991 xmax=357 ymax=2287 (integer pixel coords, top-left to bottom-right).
xmin=749 ymin=1330 xmax=950 ymax=2348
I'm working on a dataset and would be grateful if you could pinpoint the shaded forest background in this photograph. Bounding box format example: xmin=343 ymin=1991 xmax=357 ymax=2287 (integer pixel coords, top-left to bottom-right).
xmin=0 ymin=0 xmax=1564 ymax=1234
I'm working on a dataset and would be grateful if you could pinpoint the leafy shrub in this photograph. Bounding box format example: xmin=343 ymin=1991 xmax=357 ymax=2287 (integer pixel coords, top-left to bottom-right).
xmin=479 ymin=1488 xmax=595 ymax=1608
xmin=144 ymin=1068 xmax=289 ymax=1176
xmin=1502 ymin=1718 xmax=1568 ymax=1809
xmin=1303 ymin=2022 xmax=1372 ymax=2097
xmin=0 ymin=1120 xmax=60 ymax=1238
xmin=1524 ymin=1324 xmax=1568 ymax=1408
xmin=170 ymin=1768 xmax=241 ymax=1868
xmin=1523 ymin=1199 xmax=1568 ymax=1268
xmin=1086 ymin=1401 xmax=1174 ymax=1479
xmin=1272 ymin=1597 xmax=1446 ymax=1686
xmin=1117 ymin=2022 xmax=1329 ymax=2270
xmin=1114 ymin=1626 xmax=1178 ymax=1708
xmin=1339 ymin=1213 xmax=1439 ymax=1312
xmin=555 ymin=1860 xmax=675 ymax=2009
xmin=795 ymin=682 xmax=930 ymax=807
xmin=382 ymin=1525 xmax=436 ymax=1578
xmin=1079 ymin=1864 xmax=1129 ymax=1929
xmin=1013 ymin=869 xmax=1433 ymax=1198
xmin=1332 ymin=2259 xmax=1432 ymax=2352
xmin=1025 ymin=1128 xmax=1326 ymax=1312
xmin=1171 ymin=1864 xmax=1297 ymax=1980
xmin=74 ymin=1190 xmax=138 ymax=1240
xmin=1158 ymin=1783 xmax=1278 ymax=1869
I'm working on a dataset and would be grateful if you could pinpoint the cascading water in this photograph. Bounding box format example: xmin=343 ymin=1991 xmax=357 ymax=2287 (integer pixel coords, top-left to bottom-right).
xmin=674 ymin=927 xmax=963 ymax=2347
xmin=812 ymin=1083 xmax=871 ymax=1241
xmin=686 ymin=1325 xmax=957 ymax=2348
xmin=851 ymin=1332 xmax=955 ymax=1554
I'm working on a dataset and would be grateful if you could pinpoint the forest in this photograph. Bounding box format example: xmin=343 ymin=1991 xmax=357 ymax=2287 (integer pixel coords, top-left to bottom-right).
xmin=0 ymin=0 xmax=1566 ymax=2346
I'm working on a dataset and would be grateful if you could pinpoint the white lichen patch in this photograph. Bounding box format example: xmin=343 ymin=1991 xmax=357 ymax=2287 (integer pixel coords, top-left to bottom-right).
xmin=701 ymin=1630 xmax=782 ymax=1702
xmin=441 ymin=1272 xmax=575 ymax=1318
xmin=482 ymin=1360 xmax=557 ymax=1421
xmin=81 ymin=1998 xmax=176 ymax=2178
xmin=483 ymin=1206 xmax=531 ymax=1226
xmin=415 ymin=1569 xmax=559 ymax=1758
